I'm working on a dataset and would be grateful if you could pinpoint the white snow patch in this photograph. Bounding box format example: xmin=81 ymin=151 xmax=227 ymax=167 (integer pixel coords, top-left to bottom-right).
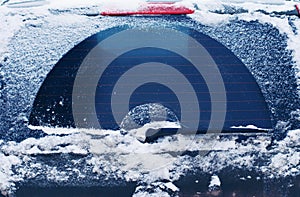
xmin=133 ymin=191 xmax=171 ymax=197
xmin=190 ymin=10 xmax=232 ymax=26
xmin=164 ymin=182 xmax=179 ymax=192
xmin=220 ymin=0 xmax=285 ymax=4
xmin=45 ymin=13 xmax=90 ymax=26
xmin=2 ymin=134 xmax=90 ymax=155
xmin=231 ymin=124 xmax=270 ymax=131
xmin=47 ymin=167 xmax=69 ymax=182
xmin=28 ymin=125 xmax=80 ymax=135
xmin=0 ymin=153 xmax=22 ymax=195
xmin=5 ymin=0 xmax=49 ymax=8
xmin=46 ymin=0 xmax=101 ymax=9
xmin=266 ymin=129 xmax=300 ymax=177
xmin=100 ymin=0 xmax=144 ymax=12
xmin=208 ymin=174 xmax=221 ymax=188
xmin=0 ymin=7 xmax=24 ymax=57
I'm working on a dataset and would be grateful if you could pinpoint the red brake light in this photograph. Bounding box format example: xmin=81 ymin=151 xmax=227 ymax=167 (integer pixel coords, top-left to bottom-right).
xmin=100 ymin=2 xmax=195 ymax=16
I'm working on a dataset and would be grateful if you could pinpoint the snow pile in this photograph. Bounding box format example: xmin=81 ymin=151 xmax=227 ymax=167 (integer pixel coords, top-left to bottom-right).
xmin=266 ymin=129 xmax=300 ymax=176
xmin=0 ymin=125 xmax=299 ymax=195
xmin=0 ymin=153 xmax=21 ymax=196
xmin=100 ymin=0 xmax=144 ymax=12
xmin=208 ymin=175 xmax=221 ymax=191
xmin=133 ymin=181 xmax=179 ymax=197
xmin=2 ymin=134 xmax=89 ymax=155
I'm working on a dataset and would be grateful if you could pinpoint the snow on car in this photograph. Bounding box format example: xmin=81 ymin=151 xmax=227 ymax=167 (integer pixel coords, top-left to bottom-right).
xmin=0 ymin=0 xmax=300 ymax=196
